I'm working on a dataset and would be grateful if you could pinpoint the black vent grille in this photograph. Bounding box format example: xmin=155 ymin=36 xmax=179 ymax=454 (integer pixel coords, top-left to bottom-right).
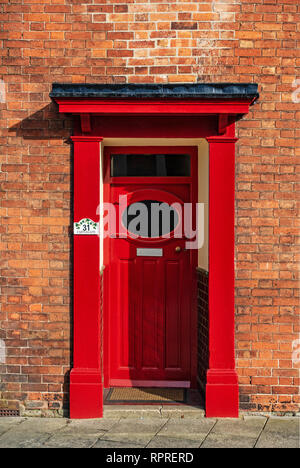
xmin=0 ymin=409 xmax=20 ymax=417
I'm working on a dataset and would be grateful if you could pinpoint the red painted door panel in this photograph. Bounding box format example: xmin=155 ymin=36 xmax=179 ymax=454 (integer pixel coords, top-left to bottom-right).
xmin=105 ymin=147 xmax=197 ymax=388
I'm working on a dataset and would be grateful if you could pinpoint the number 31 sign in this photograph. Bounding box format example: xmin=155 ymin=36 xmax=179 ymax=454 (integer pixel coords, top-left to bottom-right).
xmin=74 ymin=218 xmax=99 ymax=235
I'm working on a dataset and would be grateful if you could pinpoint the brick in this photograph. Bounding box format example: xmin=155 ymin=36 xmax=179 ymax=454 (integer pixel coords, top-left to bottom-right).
xmin=171 ymin=22 xmax=198 ymax=30
xmin=129 ymin=40 xmax=155 ymax=49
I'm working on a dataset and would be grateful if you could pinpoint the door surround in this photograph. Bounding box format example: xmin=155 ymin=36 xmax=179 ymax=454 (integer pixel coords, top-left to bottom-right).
xmin=50 ymin=83 xmax=259 ymax=419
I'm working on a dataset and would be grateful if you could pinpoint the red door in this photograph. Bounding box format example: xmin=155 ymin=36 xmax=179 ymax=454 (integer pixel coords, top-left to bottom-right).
xmin=104 ymin=147 xmax=198 ymax=388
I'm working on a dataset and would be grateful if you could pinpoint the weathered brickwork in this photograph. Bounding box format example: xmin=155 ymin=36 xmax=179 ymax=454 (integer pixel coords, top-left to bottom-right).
xmin=0 ymin=0 xmax=299 ymax=415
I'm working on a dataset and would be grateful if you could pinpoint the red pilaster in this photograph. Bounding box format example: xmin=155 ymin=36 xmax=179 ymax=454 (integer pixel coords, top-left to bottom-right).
xmin=70 ymin=136 xmax=103 ymax=419
xmin=206 ymin=135 xmax=239 ymax=418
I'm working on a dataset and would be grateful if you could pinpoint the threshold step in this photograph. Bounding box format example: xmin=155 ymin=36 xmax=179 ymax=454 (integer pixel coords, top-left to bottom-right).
xmin=103 ymin=405 xmax=205 ymax=419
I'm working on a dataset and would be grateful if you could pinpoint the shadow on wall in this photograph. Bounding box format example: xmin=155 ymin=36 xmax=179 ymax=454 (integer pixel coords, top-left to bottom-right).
xmin=7 ymin=102 xmax=74 ymax=416
xmin=8 ymin=101 xmax=73 ymax=141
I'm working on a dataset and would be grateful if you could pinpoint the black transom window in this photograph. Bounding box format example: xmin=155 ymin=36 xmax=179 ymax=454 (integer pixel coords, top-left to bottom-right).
xmin=111 ymin=154 xmax=190 ymax=177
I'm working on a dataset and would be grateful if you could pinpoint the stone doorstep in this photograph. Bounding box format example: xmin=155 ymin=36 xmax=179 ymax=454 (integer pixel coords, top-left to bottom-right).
xmin=103 ymin=406 xmax=300 ymax=420
xmin=103 ymin=405 xmax=205 ymax=419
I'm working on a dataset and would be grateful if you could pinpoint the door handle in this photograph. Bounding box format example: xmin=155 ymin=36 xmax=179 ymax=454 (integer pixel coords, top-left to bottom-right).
xmin=175 ymin=246 xmax=182 ymax=253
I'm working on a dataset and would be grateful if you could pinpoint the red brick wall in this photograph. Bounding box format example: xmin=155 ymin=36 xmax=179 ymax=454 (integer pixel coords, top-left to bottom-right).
xmin=0 ymin=0 xmax=299 ymax=415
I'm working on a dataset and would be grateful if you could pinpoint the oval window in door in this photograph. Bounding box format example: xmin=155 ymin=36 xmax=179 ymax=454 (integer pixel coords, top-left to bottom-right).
xmin=122 ymin=200 xmax=180 ymax=238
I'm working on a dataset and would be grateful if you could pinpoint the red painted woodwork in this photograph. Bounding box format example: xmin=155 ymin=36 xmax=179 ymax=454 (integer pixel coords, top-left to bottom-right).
xmin=89 ymin=115 xmax=219 ymax=139
xmin=104 ymin=147 xmax=198 ymax=389
xmin=218 ymin=114 xmax=229 ymax=135
xmin=70 ymin=136 xmax=103 ymax=419
xmin=80 ymin=114 xmax=91 ymax=133
xmin=55 ymin=98 xmax=255 ymax=116
xmin=205 ymin=136 xmax=239 ymax=418
xmin=52 ymin=93 xmax=256 ymax=419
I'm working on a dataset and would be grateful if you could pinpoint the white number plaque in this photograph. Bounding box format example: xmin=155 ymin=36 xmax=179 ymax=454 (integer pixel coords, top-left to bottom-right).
xmin=74 ymin=218 xmax=99 ymax=235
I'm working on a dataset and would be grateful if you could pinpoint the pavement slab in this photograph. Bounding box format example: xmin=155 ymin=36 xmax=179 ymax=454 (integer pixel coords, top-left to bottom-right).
xmin=43 ymin=419 xmax=118 ymax=448
xmin=97 ymin=432 xmax=153 ymax=446
xmin=44 ymin=433 xmax=104 ymax=449
xmin=201 ymin=417 xmax=267 ymax=449
xmin=96 ymin=417 xmax=169 ymax=448
xmin=0 ymin=417 xmax=25 ymax=437
xmin=93 ymin=439 xmax=144 ymax=448
xmin=64 ymin=418 xmax=118 ymax=433
xmin=0 ymin=417 xmax=67 ymax=448
xmin=201 ymin=433 xmax=258 ymax=449
xmin=147 ymin=435 xmax=201 ymax=448
xmin=157 ymin=418 xmax=216 ymax=441
xmin=255 ymin=417 xmax=300 ymax=449
xmin=105 ymin=417 xmax=168 ymax=435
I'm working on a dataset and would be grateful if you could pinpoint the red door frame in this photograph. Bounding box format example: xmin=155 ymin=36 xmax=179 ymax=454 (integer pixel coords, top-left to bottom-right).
xmin=52 ymin=95 xmax=256 ymax=419
xmin=103 ymin=146 xmax=198 ymax=390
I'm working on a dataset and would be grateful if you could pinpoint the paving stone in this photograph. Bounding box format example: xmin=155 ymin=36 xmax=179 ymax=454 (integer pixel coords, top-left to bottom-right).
xmin=0 ymin=417 xmax=25 ymax=436
xmin=43 ymin=419 xmax=117 ymax=448
xmin=97 ymin=417 xmax=168 ymax=448
xmin=0 ymin=417 xmax=67 ymax=448
xmin=255 ymin=418 xmax=300 ymax=449
xmin=98 ymin=432 xmax=153 ymax=446
xmin=210 ymin=417 xmax=266 ymax=436
xmin=255 ymin=432 xmax=299 ymax=449
xmin=93 ymin=439 xmax=144 ymax=448
xmin=263 ymin=417 xmax=299 ymax=436
xmin=106 ymin=417 xmax=168 ymax=435
xmin=65 ymin=418 xmax=118 ymax=433
xmin=44 ymin=433 xmax=104 ymax=448
xmin=147 ymin=435 xmax=201 ymax=448
xmin=201 ymin=417 xmax=267 ymax=449
xmin=158 ymin=418 xmax=216 ymax=440
xmin=201 ymin=433 xmax=258 ymax=448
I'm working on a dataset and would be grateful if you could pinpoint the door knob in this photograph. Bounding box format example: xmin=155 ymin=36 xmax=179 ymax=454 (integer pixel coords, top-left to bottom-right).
xmin=175 ymin=246 xmax=181 ymax=253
